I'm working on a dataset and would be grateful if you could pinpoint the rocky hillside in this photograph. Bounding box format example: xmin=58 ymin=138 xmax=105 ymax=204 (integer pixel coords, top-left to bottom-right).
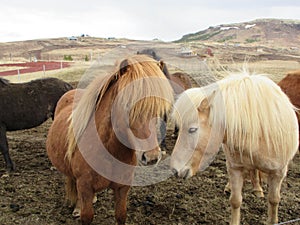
xmin=176 ymin=19 xmax=300 ymax=47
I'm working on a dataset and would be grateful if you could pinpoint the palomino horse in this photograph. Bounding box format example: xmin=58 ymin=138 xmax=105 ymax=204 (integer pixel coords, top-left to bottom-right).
xmin=227 ymin=70 xmax=300 ymax=198
xmin=46 ymin=55 xmax=174 ymax=225
xmin=170 ymin=73 xmax=299 ymax=225
xmin=0 ymin=77 xmax=73 ymax=171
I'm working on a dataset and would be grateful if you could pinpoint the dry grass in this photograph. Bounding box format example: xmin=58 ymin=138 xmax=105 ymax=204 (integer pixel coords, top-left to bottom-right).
xmin=3 ymin=58 xmax=299 ymax=85
xmin=207 ymin=59 xmax=300 ymax=82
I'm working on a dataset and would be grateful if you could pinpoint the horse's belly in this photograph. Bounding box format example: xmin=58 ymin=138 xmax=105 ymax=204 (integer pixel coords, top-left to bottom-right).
xmin=225 ymin=149 xmax=285 ymax=172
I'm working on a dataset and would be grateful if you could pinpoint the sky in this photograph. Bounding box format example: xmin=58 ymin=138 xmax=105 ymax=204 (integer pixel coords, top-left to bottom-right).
xmin=0 ymin=0 xmax=299 ymax=43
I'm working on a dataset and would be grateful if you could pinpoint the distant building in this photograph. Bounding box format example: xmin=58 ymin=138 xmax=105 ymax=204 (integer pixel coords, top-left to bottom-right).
xmin=179 ymin=47 xmax=196 ymax=57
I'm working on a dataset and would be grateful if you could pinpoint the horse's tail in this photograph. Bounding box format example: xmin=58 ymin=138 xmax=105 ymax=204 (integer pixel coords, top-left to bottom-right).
xmin=66 ymin=124 xmax=76 ymax=162
xmin=65 ymin=176 xmax=77 ymax=206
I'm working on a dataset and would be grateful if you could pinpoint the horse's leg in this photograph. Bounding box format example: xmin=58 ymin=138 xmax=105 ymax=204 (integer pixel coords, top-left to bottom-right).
xmin=76 ymin=178 xmax=95 ymax=225
xmin=0 ymin=125 xmax=14 ymax=171
xmin=266 ymin=167 xmax=286 ymax=225
xmin=172 ymin=125 xmax=179 ymax=139
xmin=224 ymin=181 xmax=231 ymax=194
xmin=228 ymin=168 xmax=244 ymax=225
xmin=114 ymin=185 xmax=130 ymax=225
xmin=250 ymin=169 xmax=264 ymax=197
xmin=159 ymin=114 xmax=167 ymax=150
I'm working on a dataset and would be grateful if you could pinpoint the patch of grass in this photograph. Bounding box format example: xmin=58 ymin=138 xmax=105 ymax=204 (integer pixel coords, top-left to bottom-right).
xmin=245 ymin=38 xmax=260 ymax=43
xmin=217 ymin=35 xmax=236 ymax=43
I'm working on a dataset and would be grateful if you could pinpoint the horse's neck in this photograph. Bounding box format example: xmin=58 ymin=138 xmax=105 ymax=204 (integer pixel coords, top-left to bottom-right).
xmin=96 ymin=84 xmax=139 ymax=165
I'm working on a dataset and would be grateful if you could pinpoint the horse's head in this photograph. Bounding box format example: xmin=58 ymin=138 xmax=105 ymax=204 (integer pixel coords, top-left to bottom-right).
xmin=170 ymin=87 xmax=223 ymax=179
xmin=129 ymin=116 xmax=162 ymax=165
xmin=137 ymin=49 xmax=171 ymax=79
xmin=111 ymin=55 xmax=174 ymax=165
xmin=137 ymin=48 xmax=160 ymax=61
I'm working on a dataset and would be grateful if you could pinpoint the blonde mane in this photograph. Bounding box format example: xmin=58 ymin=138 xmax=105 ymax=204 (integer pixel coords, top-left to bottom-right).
xmin=66 ymin=55 xmax=174 ymax=161
xmin=173 ymin=72 xmax=298 ymax=163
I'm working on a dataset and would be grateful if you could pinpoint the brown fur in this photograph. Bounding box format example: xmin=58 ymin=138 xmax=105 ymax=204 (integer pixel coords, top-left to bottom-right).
xmin=278 ymin=71 xmax=300 ymax=146
xmin=46 ymin=55 xmax=174 ymax=225
xmin=170 ymin=72 xmax=194 ymax=94
xmin=0 ymin=77 xmax=73 ymax=171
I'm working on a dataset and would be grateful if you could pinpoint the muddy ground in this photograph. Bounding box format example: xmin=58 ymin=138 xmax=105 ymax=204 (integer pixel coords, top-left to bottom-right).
xmin=0 ymin=120 xmax=299 ymax=225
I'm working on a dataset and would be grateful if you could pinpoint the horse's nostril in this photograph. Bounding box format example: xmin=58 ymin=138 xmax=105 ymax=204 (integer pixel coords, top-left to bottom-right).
xmin=141 ymin=153 xmax=147 ymax=164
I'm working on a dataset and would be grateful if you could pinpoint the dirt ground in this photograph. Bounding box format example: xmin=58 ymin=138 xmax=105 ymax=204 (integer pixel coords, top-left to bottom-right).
xmin=0 ymin=119 xmax=299 ymax=225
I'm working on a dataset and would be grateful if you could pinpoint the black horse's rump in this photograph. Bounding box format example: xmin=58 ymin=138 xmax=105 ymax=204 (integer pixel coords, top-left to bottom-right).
xmin=0 ymin=77 xmax=73 ymax=171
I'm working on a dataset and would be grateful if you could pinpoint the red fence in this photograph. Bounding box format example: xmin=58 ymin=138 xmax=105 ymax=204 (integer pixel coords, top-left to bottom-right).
xmin=0 ymin=61 xmax=70 ymax=76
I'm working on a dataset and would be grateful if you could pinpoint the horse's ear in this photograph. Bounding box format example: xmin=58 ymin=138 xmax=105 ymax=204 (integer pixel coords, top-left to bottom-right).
xmin=119 ymin=59 xmax=129 ymax=76
xmin=199 ymin=99 xmax=209 ymax=111
xmin=198 ymin=90 xmax=216 ymax=112
xmin=158 ymin=60 xmax=165 ymax=71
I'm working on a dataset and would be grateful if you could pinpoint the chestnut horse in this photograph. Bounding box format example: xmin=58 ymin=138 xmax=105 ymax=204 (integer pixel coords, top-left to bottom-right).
xmin=278 ymin=70 xmax=300 ymax=145
xmin=136 ymin=48 xmax=194 ymax=94
xmin=137 ymin=48 xmax=195 ymax=147
xmin=46 ymin=55 xmax=174 ymax=225
xmin=170 ymin=73 xmax=298 ymax=225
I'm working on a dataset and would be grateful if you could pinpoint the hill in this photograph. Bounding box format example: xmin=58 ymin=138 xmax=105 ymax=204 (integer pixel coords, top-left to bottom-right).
xmin=0 ymin=37 xmax=137 ymax=62
xmin=176 ymin=19 xmax=300 ymax=48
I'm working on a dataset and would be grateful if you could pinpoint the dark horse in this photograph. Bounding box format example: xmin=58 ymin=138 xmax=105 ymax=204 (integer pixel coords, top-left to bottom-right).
xmin=0 ymin=77 xmax=73 ymax=171
xmin=137 ymin=48 xmax=194 ymax=148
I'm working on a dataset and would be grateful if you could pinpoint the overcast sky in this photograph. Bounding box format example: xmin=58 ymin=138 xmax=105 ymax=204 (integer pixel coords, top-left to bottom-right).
xmin=0 ymin=0 xmax=299 ymax=42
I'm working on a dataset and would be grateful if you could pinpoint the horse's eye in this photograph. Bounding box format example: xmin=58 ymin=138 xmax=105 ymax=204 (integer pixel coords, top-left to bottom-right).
xmin=188 ymin=127 xmax=198 ymax=133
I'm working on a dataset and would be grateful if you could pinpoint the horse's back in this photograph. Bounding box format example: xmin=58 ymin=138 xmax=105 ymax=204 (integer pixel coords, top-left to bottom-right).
xmin=221 ymin=74 xmax=298 ymax=167
xmin=54 ymin=89 xmax=84 ymax=117
xmin=0 ymin=77 xmax=73 ymax=130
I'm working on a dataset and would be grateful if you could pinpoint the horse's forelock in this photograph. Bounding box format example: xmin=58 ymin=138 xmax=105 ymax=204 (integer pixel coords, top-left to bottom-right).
xmin=116 ymin=55 xmax=174 ymax=125
xmin=67 ymin=55 xmax=174 ymax=158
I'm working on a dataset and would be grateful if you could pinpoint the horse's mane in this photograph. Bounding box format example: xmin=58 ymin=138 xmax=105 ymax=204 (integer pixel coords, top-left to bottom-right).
xmin=173 ymin=72 xmax=298 ymax=163
xmin=67 ymin=55 xmax=174 ymax=161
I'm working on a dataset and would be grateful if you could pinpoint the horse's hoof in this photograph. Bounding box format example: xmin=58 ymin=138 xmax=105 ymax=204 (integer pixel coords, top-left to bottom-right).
xmin=1 ymin=173 xmax=10 ymax=178
xmin=6 ymin=164 xmax=15 ymax=173
xmin=93 ymin=195 xmax=97 ymax=204
xmin=223 ymin=185 xmax=231 ymax=195
xmin=253 ymin=190 xmax=264 ymax=198
xmin=171 ymin=134 xmax=178 ymax=139
xmin=72 ymin=208 xmax=81 ymax=218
